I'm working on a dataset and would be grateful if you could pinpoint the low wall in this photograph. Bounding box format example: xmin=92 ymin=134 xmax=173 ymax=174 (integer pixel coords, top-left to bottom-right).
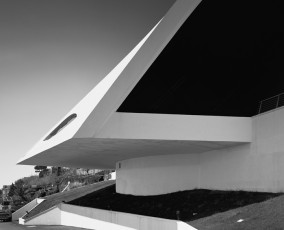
xmin=24 ymin=203 xmax=196 ymax=230
xmin=60 ymin=203 xmax=196 ymax=230
xmin=12 ymin=198 xmax=44 ymax=221
xmin=117 ymin=107 xmax=284 ymax=195
xmin=23 ymin=206 xmax=61 ymax=225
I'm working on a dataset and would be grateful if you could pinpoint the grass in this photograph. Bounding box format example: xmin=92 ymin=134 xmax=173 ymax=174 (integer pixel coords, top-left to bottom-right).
xmin=67 ymin=184 xmax=281 ymax=223
xmin=189 ymin=194 xmax=284 ymax=230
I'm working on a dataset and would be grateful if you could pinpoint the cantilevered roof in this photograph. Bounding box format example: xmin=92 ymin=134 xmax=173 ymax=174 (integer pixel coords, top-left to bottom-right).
xmin=18 ymin=0 xmax=252 ymax=169
xmin=18 ymin=112 xmax=251 ymax=168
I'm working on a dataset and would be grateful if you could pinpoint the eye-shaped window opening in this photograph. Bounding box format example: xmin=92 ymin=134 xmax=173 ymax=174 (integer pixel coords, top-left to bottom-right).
xmin=44 ymin=113 xmax=77 ymax=141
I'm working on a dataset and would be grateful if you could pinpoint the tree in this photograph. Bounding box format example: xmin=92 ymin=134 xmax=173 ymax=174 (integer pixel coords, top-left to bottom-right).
xmin=34 ymin=166 xmax=49 ymax=178
xmin=55 ymin=167 xmax=62 ymax=192
xmin=8 ymin=183 xmax=16 ymax=197
xmin=34 ymin=166 xmax=47 ymax=173
xmin=51 ymin=167 xmax=57 ymax=174
xmin=13 ymin=179 xmax=27 ymax=201
xmin=51 ymin=166 xmax=62 ymax=176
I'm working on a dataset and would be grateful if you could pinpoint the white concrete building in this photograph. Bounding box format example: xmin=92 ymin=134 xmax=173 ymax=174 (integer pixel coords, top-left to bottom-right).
xmin=18 ymin=0 xmax=284 ymax=197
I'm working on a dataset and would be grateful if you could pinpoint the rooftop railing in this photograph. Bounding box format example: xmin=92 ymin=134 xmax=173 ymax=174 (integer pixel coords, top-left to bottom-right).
xmin=258 ymin=92 xmax=284 ymax=114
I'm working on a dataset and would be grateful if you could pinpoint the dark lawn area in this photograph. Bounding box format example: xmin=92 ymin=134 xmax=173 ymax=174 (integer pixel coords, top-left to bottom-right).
xmin=67 ymin=184 xmax=281 ymax=222
xmin=189 ymin=194 xmax=284 ymax=230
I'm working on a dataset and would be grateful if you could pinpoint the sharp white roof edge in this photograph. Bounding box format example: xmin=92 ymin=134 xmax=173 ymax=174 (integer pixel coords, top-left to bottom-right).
xmin=18 ymin=0 xmax=203 ymax=165
xmin=18 ymin=19 xmax=162 ymax=164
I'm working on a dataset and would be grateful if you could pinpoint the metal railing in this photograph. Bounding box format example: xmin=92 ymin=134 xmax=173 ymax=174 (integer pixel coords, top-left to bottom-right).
xmin=258 ymin=92 xmax=284 ymax=114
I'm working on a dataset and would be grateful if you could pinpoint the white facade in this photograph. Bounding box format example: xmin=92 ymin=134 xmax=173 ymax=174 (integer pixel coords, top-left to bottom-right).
xmin=18 ymin=0 xmax=284 ymax=197
xmin=117 ymin=107 xmax=284 ymax=195
xmin=18 ymin=0 xmax=203 ymax=167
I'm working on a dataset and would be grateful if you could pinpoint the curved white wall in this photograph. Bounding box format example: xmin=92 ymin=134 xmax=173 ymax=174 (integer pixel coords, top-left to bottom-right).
xmin=116 ymin=107 xmax=284 ymax=195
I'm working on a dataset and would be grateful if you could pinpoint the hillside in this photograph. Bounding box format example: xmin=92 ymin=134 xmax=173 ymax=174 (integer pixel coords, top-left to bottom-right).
xmin=6 ymin=168 xmax=112 ymax=211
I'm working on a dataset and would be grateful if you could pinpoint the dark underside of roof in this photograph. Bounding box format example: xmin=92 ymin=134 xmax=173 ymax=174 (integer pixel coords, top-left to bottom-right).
xmin=118 ymin=0 xmax=284 ymax=117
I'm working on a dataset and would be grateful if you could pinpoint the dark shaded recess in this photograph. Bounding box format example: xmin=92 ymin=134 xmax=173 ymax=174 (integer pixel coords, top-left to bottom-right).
xmin=68 ymin=184 xmax=281 ymax=222
xmin=118 ymin=0 xmax=284 ymax=116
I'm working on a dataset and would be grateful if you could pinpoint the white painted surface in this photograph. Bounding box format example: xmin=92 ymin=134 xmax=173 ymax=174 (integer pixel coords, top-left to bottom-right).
xmin=15 ymin=138 xmax=246 ymax=169
xmin=98 ymin=112 xmax=251 ymax=142
xmin=16 ymin=0 xmax=284 ymax=198
xmin=117 ymin=154 xmax=200 ymax=195
xmin=18 ymin=0 xmax=203 ymax=167
xmin=61 ymin=204 xmax=138 ymax=230
xmin=25 ymin=203 xmax=197 ymax=230
xmin=110 ymin=172 xmax=116 ymax=180
xmin=16 ymin=112 xmax=250 ymax=168
xmin=12 ymin=198 xmax=44 ymax=221
xmin=24 ymin=206 xmax=61 ymax=225
xmin=117 ymin=107 xmax=284 ymax=195
xmin=75 ymin=0 xmax=202 ymax=139
xmin=18 ymin=18 xmax=160 ymax=165
xmin=18 ymin=218 xmax=25 ymax=225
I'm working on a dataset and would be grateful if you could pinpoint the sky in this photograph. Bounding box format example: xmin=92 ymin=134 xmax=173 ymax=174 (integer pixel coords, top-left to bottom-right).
xmin=0 ymin=0 xmax=175 ymax=188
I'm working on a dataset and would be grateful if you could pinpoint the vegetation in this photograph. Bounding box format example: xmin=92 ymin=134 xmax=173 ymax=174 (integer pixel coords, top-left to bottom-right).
xmin=68 ymin=185 xmax=281 ymax=222
xmin=190 ymin=194 xmax=284 ymax=230
xmin=34 ymin=166 xmax=48 ymax=178
xmin=5 ymin=167 xmax=112 ymax=211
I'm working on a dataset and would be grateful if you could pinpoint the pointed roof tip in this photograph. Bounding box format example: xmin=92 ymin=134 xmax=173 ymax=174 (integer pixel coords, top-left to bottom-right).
xmin=17 ymin=0 xmax=203 ymax=168
xmin=18 ymin=17 xmax=164 ymax=166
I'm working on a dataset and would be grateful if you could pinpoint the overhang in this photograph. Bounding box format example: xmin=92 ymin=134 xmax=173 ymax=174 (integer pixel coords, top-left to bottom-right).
xmin=18 ymin=112 xmax=251 ymax=168
xmin=16 ymin=0 xmax=251 ymax=170
xmin=18 ymin=0 xmax=207 ymax=168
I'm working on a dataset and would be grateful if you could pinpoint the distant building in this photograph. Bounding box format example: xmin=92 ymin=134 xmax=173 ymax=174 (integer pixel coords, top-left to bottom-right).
xmin=0 ymin=201 xmax=12 ymax=211
xmin=75 ymin=168 xmax=101 ymax=176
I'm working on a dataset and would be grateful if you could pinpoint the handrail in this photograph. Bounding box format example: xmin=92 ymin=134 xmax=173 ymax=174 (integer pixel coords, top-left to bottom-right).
xmin=258 ymin=92 xmax=284 ymax=114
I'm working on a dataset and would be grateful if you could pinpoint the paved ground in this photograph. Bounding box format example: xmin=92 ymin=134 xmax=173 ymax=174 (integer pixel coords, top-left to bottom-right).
xmin=0 ymin=222 xmax=87 ymax=230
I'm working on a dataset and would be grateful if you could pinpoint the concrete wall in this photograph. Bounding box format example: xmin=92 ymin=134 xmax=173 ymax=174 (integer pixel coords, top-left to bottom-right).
xmin=98 ymin=112 xmax=252 ymax=142
xmin=12 ymin=198 xmax=44 ymax=221
xmin=24 ymin=203 xmax=196 ymax=230
xmin=24 ymin=206 xmax=61 ymax=225
xmin=117 ymin=107 xmax=284 ymax=195
xmin=60 ymin=203 xmax=197 ymax=230
xmin=110 ymin=172 xmax=116 ymax=180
